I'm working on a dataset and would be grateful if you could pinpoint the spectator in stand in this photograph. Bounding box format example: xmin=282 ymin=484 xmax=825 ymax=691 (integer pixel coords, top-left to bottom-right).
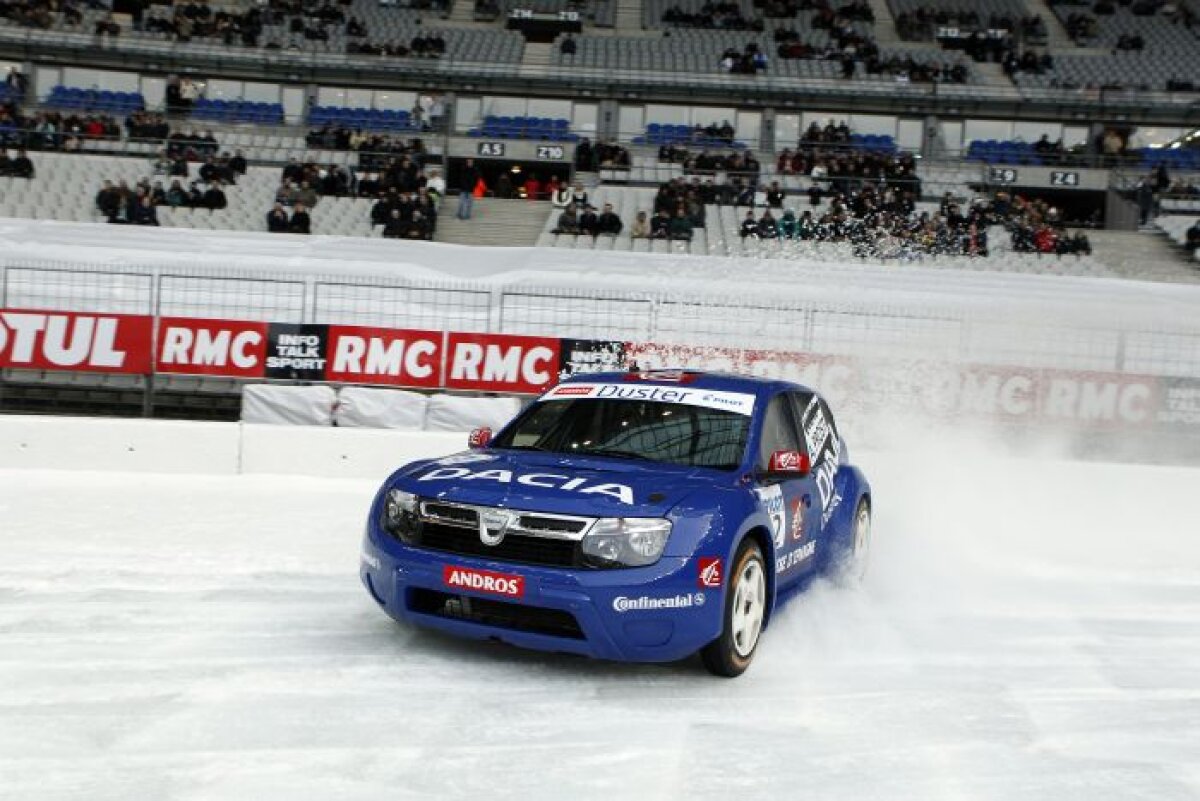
xmin=2 ymin=148 xmax=33 ymax=178
xmin=560 ymin=34 xmax=576 ymax=56
xmin=650 ymin=208 xmax=671 ymax=238
xmin=289 ymin=202 xmax=312 ymax=234
xmin=669 ymin=209 xmax=693 ymax=241
xmin=296 ymin=181 xmax=319 ymax=208
xmin=631 ymin=211 xmax=650 ymax=238
xmin=523 ymin=172 xmax=542 ymax=200
xmin=740 ymin=209 xmax=760 ymax=238
xmin=457 ymin=158 xmax=480 ymax=219
xmin=1186 ymin=220 xmax=1200 ymax=255
xmin=575 ymin=138 xmax=595 ymax=171
xmin=552 ymin=202 xmax=580 ymax=234
xmin=551 ymin=182 xmax=575 ymax=207
xmin=383 ymin=209 xmax=406 ymax=239
xmin=764 ymin=181 xmax=785 ymax=208
xmin=757 ymin=210 xmax=779 ymax=238
xmin=578 ymin=204 xmax=599 ymax=236
xmin=425 ymin=168 xmax=445 ymax=201
xmin=596 ymin=203 xmax=623 ymax=236
xmin=165 ymin=180 xmax=187 ymax=207
xmin=404 ymin=210 xmax=430 ymax=239
xmin=95 ymin=181 xmax=120 ymax=219
xmin=202 ymin=181 xmax=227 ymax=210
xmin=778 ymin=209 xmax=798 ymax=238
xmin=267 ymin=203 xmax=290 ymax=232
xmin=133 ymin=196 xmax=159 ymax=226
xmin=229 ymin=150 xmax=248 ymax=176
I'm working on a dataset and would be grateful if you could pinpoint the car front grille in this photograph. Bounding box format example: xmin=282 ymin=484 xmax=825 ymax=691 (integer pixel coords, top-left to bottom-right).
xmin=409 ymin=588 xmax=585 ymax=640
xmin=403 ymin=500 xmax=592 ymax=568
xmin=417 ymin=522 xmax=579 ymax=568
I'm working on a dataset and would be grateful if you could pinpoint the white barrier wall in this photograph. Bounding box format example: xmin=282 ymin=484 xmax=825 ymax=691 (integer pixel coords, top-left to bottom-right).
xmin=0 ymin=415 xmax=466 ymax=481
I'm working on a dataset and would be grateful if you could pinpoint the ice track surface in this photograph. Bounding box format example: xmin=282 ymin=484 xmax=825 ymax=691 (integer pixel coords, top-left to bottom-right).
xmin=2 ymin=446 xmax=1199 ymax=801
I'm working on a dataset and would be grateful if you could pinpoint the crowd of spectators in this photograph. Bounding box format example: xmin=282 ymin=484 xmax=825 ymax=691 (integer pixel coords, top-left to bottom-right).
xmin=663 ymin=1 xmax=762 ymax=30
xmin=0 ymin=103 xmax=134 ymax=151
xmin=661 ymin=0 xmax=874 ymax=29
xmin=551 ymin=201 xmax=624 ymax=237
xmin=306 ymin=125 xmax=428 ymax=155
xmin=346 ymin=34 xmax=446 ymax=58
xmin=95 ymin=175 xmax=231 ymax=224
xmin=658 ymin=144 xmax=763 ymax=177
xmin=125 ymin=111 xmax=171 ymax=140
xmin=164 ymin=130 xmax=220 ymax=160
xmin=575 ymin=139 xmax=631 ymax=171
xmin=0 ymin=0 xmax=54 ymax=29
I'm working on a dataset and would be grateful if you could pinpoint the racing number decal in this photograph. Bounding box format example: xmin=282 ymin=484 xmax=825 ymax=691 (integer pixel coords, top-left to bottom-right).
xmin=755 ymin=485 xmax=786 ymax=549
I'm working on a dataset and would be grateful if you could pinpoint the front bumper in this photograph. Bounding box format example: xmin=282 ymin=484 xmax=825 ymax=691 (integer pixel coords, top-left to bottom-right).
xmin=361 ymin=522 xmax=724 ymax=663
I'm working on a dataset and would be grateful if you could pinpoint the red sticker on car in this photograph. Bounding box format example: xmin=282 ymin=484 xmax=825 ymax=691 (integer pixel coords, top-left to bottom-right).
xmin=442 ymin=565 xmax=525 ymax=598
xmin=698 ymin=557 xmax=723 ymax=588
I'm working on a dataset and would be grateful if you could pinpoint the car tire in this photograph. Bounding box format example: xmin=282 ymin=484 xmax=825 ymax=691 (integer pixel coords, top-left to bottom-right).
xmin=840 ymin=497 xmax=871 ymax=584
xmin=700 ymin=538 xmax=766 ymax=678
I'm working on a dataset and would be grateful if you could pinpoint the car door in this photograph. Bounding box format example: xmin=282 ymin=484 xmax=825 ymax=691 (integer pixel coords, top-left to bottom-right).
xmin=754 ymin=393 xmax=822 ymax=585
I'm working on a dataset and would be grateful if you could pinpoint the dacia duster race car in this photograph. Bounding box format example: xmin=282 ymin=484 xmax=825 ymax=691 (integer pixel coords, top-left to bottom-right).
xmin=360 ymin=371 xmax=872 ymax=676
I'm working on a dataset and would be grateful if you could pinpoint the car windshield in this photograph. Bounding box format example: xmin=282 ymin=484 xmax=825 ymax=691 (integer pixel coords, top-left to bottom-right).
xmin=490 ymin=398 xmax=751 ymax=470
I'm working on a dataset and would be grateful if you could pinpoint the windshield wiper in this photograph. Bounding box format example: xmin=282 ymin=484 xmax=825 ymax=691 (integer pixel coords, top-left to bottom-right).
xmin=500 ymin=443 xmax=553 ymax=452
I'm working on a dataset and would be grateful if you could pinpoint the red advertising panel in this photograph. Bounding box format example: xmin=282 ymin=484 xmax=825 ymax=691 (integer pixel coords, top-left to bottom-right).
xmin=325 ymin=325 xmax=444 ymax=387
xmin=156 ymin=317 xmax=269 ymax=378
xmin=444 ymin=332 xmax=561 ymax=394
xmin=0 ymin=308 xmax=153 ymax=374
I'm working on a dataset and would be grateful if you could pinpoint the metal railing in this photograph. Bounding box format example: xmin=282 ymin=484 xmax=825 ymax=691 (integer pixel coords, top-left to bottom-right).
xmin=2 ymin=260 xmax=1197 ymax=379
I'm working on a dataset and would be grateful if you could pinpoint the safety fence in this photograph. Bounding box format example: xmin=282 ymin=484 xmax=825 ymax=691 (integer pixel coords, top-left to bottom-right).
xmin=2 ymin=260 xmax=1199 ymax=450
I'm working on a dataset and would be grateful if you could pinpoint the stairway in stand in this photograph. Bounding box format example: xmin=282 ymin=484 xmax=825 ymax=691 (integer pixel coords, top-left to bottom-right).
xmin=614 ymin=0 xmax=643 ymax=33
xmin=864 ymin=0 xmax=900 ymax=44
xmin=1087 ymin=229 xmax=1200 ymax=284
xmin=434 ymin=197 xmax=554 ymax=247
xmin=519 ymin=42 xmax=555 ymax=76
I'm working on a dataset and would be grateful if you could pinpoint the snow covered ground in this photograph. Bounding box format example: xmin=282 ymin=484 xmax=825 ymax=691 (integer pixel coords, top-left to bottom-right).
xmin=2 ymin=435 xmax=1198 ymax=800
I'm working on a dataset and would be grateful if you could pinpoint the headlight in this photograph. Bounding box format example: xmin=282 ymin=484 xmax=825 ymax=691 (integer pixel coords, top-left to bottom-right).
xmin=381 ymin=489 xmax=419 ymax=542
xmin=582 ymin=517 xmax=672 ymax=568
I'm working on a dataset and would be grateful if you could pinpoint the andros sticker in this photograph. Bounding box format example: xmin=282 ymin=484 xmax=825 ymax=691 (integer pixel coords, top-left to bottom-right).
xmin=442 ymin=565 xmax=525 ymax=598
xmin=698 ymin=557 xmax=723 ymax=588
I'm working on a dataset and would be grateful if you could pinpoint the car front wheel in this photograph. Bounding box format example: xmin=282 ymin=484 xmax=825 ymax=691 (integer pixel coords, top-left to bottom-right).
xmin=700 ymin=538 xmax=766 ymax=678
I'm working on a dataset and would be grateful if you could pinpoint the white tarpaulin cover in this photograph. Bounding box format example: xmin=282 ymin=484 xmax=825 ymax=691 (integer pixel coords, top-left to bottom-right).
xmin=335 ymin=387 xmax=429 ymax=430
xmin=240 ymin=384 xmax=337 ymax=426
xmin=423 ymin=394 xmax=522 ymax=432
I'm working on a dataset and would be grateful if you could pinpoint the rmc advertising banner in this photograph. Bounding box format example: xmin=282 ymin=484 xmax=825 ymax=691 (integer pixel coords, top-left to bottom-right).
xmin=4 ymin=308 xmax=1199 ymax=434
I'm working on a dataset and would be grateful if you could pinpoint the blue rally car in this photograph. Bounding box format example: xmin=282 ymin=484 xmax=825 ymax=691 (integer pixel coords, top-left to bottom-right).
xmin=360 ymin=371 xmax=871 ymax=677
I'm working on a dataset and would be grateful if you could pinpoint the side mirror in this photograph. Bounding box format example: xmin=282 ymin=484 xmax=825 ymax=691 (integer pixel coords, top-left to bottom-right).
xmin=468 ymin=427 xmax=492 ymax=449
xmin=765 ymin=449 xmax=810 ymax=477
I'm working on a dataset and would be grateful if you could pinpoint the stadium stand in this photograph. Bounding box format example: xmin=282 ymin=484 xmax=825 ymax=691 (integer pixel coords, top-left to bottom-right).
xmin=1020 ymin=2 xmax=1200 ymax=92
xmin=22 ymin=0 xmax=524 ymax=66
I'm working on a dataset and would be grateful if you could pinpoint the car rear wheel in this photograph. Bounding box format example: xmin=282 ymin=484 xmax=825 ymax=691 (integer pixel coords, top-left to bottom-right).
xmin=843 ymin=498 xmax=871 ymax=583
xmin=700 ymin=538 xmax=766 ymax=678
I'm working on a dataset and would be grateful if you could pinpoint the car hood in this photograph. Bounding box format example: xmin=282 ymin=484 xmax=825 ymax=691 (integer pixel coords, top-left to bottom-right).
xmin=393 ymin=450 xmax=729 ymax=517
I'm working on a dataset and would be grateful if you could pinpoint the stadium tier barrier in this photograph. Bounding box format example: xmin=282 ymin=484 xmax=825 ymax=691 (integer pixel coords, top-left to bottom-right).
xmin=0 ymin=414 xmax=466 ymax=481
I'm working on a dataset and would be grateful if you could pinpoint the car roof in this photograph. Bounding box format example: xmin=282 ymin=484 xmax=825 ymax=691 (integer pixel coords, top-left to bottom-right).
xmin=557 ymin=370 xmax=814 ymax=401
